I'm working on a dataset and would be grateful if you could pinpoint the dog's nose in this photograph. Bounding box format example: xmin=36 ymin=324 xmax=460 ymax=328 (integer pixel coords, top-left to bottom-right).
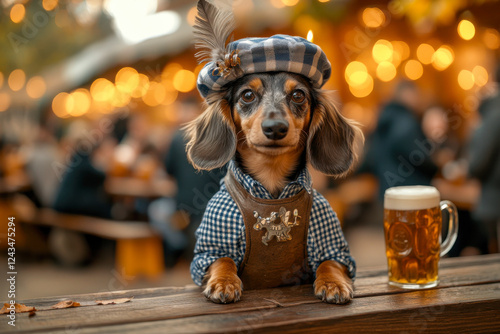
xmin=261 ymin=119 xmax=289 ymax=140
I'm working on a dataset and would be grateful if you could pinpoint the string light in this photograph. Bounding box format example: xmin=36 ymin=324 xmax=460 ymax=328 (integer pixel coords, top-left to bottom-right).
xmin=10 ymin=4 xmax=25 ymax=23
xmin=173 ymin=70 xmax=196 ymax=93
xmin=458 ymin=19 xmax=475 ymax=41
xmin=472 ymin=66 xmax=488 ymax=87
xmin=26 ymin=76 xmax=47 ymax=99
xmin=431 ymin=46 xmax=454 ymax=71
xmin=42 ymin=0 xmax=58 ymax=11
xmin=362 ymin=7 xmax=385 ymax=28
xmin=8 ymin=69 xmax=26 ymax=92
xmin=458 ymin=70 xmax=474 ymax=90
xmin=416 ymin=44 xmax=435 ymax=65
xmin=483 ymin=29 xmax=500 ymax=49
xmin=404 ymin=60 xmax=423 ymax=80
xmin=372 ymin=40 xmax=393 ymax=63
xmin=345 ymin=61 xmax=368 ymax=86
xmin=376 ymin=61 xmax=397 ymax=82
xmin=349 ymin=74 xmax=373 ymax=98
xmin=52 ymin=92 xmax=71 ymax=118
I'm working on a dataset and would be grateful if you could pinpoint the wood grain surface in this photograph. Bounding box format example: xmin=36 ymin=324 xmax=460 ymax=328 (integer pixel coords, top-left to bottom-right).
xmin=3 ymin=254 xmax=500 ymax=334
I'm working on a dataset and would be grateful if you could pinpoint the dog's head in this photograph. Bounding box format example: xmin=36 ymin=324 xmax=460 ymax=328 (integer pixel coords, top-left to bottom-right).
xmin=187 ymin=0 xmax=362 ymax=178
xmin=184 ymin=71 xmax=362 ymax=177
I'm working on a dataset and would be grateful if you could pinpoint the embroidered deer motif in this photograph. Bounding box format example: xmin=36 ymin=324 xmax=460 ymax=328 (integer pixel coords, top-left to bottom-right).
xmin=253 ymin=207 xmax=301 ymax=246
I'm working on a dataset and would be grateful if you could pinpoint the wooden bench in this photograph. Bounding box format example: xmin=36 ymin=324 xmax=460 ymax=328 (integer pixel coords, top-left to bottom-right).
xmin=5 ymin=254 xmax=500 ymax=333
xmin=12 ymin=196 xmax=164 ymax=279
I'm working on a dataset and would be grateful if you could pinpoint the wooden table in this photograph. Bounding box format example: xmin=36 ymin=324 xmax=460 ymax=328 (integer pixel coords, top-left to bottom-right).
xmin=105 ymin=177 xmax=176 ymax=199
xmin=4 ymin=254 xmax=500 ymax=333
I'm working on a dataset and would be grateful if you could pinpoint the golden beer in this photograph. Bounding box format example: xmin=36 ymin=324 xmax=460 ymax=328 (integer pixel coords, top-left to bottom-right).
xmin=384 ymin=186 xmax=458 ymax=289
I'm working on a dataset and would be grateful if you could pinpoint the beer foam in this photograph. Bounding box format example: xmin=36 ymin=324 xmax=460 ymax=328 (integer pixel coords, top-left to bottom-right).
xmin=384 ymin=186 xmax=440 ymax=210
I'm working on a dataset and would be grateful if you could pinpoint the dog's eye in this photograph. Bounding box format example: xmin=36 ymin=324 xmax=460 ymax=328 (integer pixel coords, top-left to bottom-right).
xmin=291 ymin=90 xmax=306 ymax=104
xmin=240 ymin=90 xmax=256 ymax=103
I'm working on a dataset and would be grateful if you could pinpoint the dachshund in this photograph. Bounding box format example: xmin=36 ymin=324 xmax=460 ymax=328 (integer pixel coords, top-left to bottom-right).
xmin=185 ymin=70 xmax=363 ymax=304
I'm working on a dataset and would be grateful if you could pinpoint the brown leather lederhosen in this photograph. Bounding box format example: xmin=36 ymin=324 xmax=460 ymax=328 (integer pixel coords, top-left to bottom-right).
xmin=224 ymin=170 xmax=313 ymax=290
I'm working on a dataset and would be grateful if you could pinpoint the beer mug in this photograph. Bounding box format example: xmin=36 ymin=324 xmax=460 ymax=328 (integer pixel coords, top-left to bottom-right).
xmin=384 ymin=186 xmax=458 ymax=289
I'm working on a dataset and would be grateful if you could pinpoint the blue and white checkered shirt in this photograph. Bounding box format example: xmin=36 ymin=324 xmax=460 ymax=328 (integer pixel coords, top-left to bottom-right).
xmin=190 ymin=160 xmax=356 ymax=286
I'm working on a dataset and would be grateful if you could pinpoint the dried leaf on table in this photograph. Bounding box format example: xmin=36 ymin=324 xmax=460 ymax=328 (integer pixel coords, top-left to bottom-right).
xmin=95 ymin=297 xmax=134 ymax=305
xmin=0 ymin=303 xmax=37 ymax=314
xmin=51 ymin=300 xmax=81 ymax=309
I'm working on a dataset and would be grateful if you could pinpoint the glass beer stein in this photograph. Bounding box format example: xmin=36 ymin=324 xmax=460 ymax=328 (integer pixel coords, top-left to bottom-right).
xmin=384 ymin=186 xmax=458 ymax=289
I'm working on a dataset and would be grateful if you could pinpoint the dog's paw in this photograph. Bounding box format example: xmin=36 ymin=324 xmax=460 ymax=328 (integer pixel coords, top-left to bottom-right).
xmin=314 ymin=278 xmax=353 ymax=304
xmin=203 ymin=274 xmax=242 ymax=304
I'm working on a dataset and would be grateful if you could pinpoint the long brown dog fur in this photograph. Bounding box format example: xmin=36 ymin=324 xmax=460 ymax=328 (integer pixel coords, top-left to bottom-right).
xmin=185 ymin=72 xmax=363 ymax=304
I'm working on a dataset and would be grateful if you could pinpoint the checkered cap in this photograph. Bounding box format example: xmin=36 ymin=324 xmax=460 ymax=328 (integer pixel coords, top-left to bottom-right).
xmin=197 ymin=34 xmax=332 ymax=98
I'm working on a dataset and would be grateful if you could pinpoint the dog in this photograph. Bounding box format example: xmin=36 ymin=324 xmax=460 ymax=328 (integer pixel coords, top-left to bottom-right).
xmin=185 ymin=0 xmax=363 ymax=304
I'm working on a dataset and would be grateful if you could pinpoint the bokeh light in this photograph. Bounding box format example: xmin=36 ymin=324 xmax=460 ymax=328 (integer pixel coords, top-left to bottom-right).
xmin=161 ymin=82 xmax=178 ymax=106
xmin=457 ymin=19 xmax=475 ymax=41
xmin=391 ymin=41 xmax=410 ymax=67
xmin=26 ymin=76 xmax=47 ymax=99
xmin=10 ymin=4 xmax=25 ymax=23
xmin=270 ymin=0 xmax=285 ymax=8
xmin=52 ymin=92 xmax=71 ymax=118
xmin=68 ymin=89 xmax=91 ymax=117
xmin=162 ymin=63 xmax=183 ymax=82
xmin=458 ymin=70 xmax=474 ymax=90
xmin=281 ymin=0 xmax=299 ymax=6
xmin=349 ymin=74 xmax=374 ymax=98
xmin=376 ymin=61 xmax=397 ymax=82
xmin=483 ymin=29 xmax=500 ymax=49
xmin=187 ymin=6 xmax=197 ymax=26
xmin=143 ymin=81 xmax=166 ymax=107
xmin=362 ymin=7 xmax=385 ymax=28
xmin=431 ymin=46 xmax=454 ymax=71
xmin=111 ymin=89 xmax=131 ymax=108
xmin=0 ymin=92 xmax=11 ymax=112
xmin=115 ymin=67 xmax=140 ymax=94
xmin=372 ymin=40 xmax=393 ymax=63
xmin=416 ymin=43 xmax=435 ymax=65
xmin=90 ymin=78 xmax=115 ymax=102
xmin=345 ymin=61 xmax=368 ymax=86
xmin=43 ymin=0 xmax=58 ymax=11
xmin=131 ymin=74 xmax=150 ymax=98
xmin=8 ymin=69 xmax=26 ymax=92
xmin=173 ymin=70 xmax=196 ymax=93
xmin=472 ymin=66 xmax=488 ymax=87
xmin=404 ymin=60 xmax=424 ymax=80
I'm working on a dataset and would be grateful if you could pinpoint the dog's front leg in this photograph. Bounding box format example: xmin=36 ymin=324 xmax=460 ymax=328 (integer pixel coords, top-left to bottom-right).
xmin=314 ymin=260 xmax=353 ymax=304
xmin=203 ymin=257 xmax=242 ymax=304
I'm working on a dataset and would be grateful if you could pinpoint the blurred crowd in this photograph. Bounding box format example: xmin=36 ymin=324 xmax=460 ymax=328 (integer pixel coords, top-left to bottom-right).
xmin=1 ymin=65 xmax=500 ymax=269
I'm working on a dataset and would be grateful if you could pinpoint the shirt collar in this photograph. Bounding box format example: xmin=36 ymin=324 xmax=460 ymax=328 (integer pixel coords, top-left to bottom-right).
xmin=227 ymin=160 xmax=312 ymax=200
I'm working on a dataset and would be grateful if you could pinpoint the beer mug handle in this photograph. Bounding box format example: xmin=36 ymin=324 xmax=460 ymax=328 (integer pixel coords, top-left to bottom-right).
xmin=440 ymin=200 xmax=459 ymax=256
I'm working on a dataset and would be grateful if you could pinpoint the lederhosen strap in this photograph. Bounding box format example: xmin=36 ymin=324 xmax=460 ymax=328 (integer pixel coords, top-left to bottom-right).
xmin=224 ymin=170 xmax=313 ymax=290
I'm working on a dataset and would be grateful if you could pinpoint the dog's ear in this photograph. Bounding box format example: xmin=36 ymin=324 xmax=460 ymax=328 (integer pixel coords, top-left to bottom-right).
xmin=184 ymin=99 xmax=236 ymax=170
xmin=307 ymin=90 xmax=364 ymax=176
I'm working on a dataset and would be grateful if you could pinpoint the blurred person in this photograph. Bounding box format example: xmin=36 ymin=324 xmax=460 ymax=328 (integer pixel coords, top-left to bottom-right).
xmin=49 ymin=120 xmax=118 ymax=266
xmin=468 ymin=64 xmax=500 ymax=253
xmin=360 ymin=81 xmax=438 ymax=199
xmin=148 ymin=97 xmax=226 ymax=267
xmin=422 ymin=106 xmax=489 ymax=256
xmin=53 ymin=124 xmax=117 ymax=218
xmin=25 ymin=122 xmax=62 ymax=208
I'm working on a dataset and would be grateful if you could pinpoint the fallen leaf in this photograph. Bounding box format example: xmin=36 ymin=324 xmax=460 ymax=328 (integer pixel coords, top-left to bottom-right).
xmin=95 ymin=297 xmax=134 ymax=305
xmin=29 ymin=310 xmax=36 ymax=317
xmin=0 ymin=303 xmax=36 ymax=314
xmin=51 ymin=300 xmax=81 ymax=309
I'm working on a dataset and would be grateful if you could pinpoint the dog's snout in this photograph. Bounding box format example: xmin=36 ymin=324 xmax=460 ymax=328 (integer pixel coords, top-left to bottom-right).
xmin=261 ymin=119 xmax=289 ymax=140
